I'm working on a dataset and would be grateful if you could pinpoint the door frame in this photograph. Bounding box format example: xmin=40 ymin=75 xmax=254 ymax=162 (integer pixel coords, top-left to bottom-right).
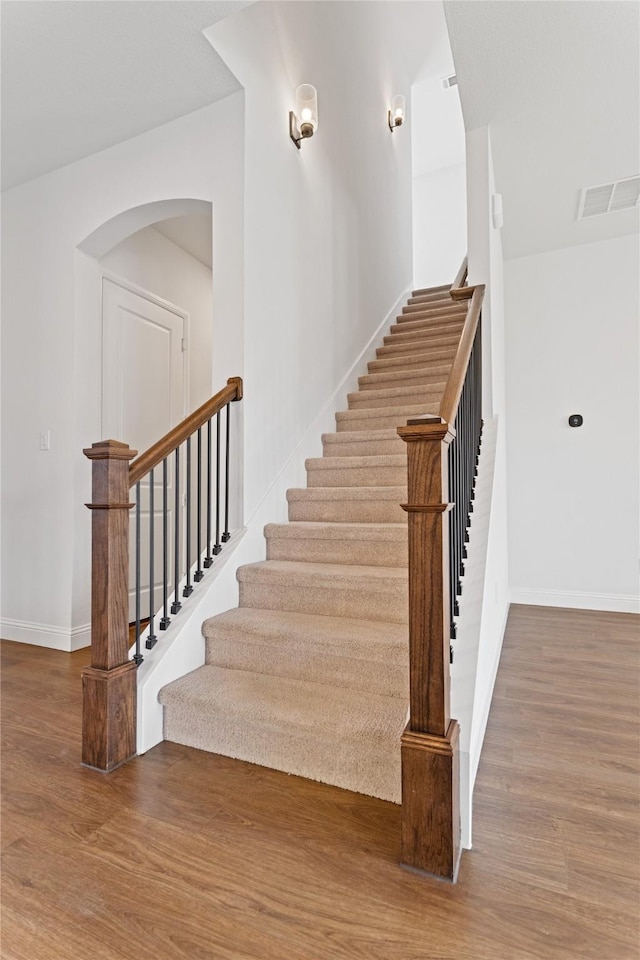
xmin=99 ymin=267 xmax=190 ymax=441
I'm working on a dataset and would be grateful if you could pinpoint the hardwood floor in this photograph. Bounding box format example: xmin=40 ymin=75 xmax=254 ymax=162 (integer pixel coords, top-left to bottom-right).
xmin=2 ymin=605 xmax=638 ymax=960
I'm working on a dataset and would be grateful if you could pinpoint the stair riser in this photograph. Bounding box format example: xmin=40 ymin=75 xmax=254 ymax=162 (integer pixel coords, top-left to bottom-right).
xmin=358 ymin=368 xmax=451 ymax=391
xmin=288 ymin=498 xmax=407 ymax=523
xmin=372 ymin=337 xmax=458 ymax=362
xmin=240 ymin=580 xmax=408 ymax=623
xmin=206 ymin=638 xmax=408 ymax=697
xmin=389 ymin=319 xmax=463 ymax=336
xmin=368 ymin=354 xmax=453 ymax=374
xmin=408 ymin=293 xmax=452 ymax=305
xmin=266 ymin=535 xmax=407 ymax=567
xmin=383 ymin=330 xmax=461 ymax=347
xmin=348 ymin=390 xmax=444 ymax=410
xmin=322 ymin=436 xmax=405 ymax=457
xmin=162 ymin=712 xmax=401 ymax=803
xmin=306 ymin=463 xmax=406 ymax=486
xmin=401 ymin=302 xmax=462 ymax=316
xmin=336 ymin=411 xmax=438 ymax=431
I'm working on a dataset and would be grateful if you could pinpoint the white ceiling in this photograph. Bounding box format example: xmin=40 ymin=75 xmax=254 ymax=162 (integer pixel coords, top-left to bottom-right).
xmin=1 ymin=0 xmax=253 ymax=190
xmin=153 ymin=215 xmax=213 ymax=269
xmin=445 ymin=0 xmax=640 ymax=259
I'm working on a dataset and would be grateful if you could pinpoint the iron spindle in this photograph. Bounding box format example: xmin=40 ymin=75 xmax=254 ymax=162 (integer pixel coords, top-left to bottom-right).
xmin=171 ymin=447 xmax=182 ymax=615
xmin=159 ymin=458 xmax=171 ymax=630
xmin=214 ymin=412 xmax=222 ymax=553
xmin=133 ymin=482 xmax=143 ymax=665
xmin=222 ymin=403 xmax=231 ymax=541
xmin=204 ymin=419 xmax=213 ymax=567
xmin=146 ymin=469 xmax=157 ymax=649
xmin=194 ymin=428 xmax=204 ymax=581
xmin=183 ymin=437 xmax=193 ymax=598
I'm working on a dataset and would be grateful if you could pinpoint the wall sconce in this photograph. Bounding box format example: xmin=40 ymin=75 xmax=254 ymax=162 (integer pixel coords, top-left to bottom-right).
xmin=290 ymin=84 xmax=318 ymax=149
xmin=388 ymin=95 xmax=405 ymax=132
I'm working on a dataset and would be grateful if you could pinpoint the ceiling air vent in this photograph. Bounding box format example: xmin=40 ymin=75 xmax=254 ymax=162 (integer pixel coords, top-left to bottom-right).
xmin=577 ymin=176 xmax=640 ymax=220
xmin=442 ymin=75 xmax=458 ymax=89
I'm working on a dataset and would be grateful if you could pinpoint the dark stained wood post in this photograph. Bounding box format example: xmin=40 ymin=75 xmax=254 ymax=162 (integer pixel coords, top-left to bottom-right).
xmin=82 ymin=439 xmax=138 ymax=771
xmin=397 ymin=418 xmax=461 ymax=881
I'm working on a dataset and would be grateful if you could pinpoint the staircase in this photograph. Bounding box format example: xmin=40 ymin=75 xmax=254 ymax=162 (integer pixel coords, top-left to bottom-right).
xmin=159 ymin=284 xmax=466 ymax=803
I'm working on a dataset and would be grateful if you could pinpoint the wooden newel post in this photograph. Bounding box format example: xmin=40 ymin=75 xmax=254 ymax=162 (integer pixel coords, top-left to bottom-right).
xmin=82 ymin=439 xmax=138 ymax=772
xmin=397 ymin=417 xmax=461 ymax=881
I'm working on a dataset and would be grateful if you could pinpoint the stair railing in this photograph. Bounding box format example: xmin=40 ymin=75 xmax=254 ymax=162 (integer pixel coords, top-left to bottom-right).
xmin=81 ymin=376 xmax=243 ymax=772
xmin=398 ymin=262 xmax=484 ymax=880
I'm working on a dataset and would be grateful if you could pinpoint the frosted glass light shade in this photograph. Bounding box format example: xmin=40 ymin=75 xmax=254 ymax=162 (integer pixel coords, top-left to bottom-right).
xmin=295 ymin=84 xmax=318 ymax=136
xmin=391 ymin=95 xmax=406 ymax=127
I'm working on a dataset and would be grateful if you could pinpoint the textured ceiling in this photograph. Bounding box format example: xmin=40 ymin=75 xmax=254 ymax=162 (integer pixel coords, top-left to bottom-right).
xmin=445 ymin=0 xmax=640 ymax=259
xmin=1 ymin=0 xmax=253 ymax=190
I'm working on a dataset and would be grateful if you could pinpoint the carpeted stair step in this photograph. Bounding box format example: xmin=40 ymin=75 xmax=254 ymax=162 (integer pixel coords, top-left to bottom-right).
xmin=401 ymin=299 xmax=462 ymax=317
xmin=412 ymin=283 xmax=451 ymax=296
xmin=408 ymin=291 xmax=452 ymax=304
xmin=368 ymin=350 xmax=455 ymax=375
xmin=322 ymin=428 xmax=406 ymax=457
xmin=381 ymin=331 xmax=461 ymax=354
xmin=287 ymin=485 xmax=407 ymax=523
xmin=347 ymin=383 xmax=445 ymax=410
xmin=202 ymin=607 xmax=408 ymax=695
xmin=237 ymin=560 xmax=408 ymax=623
xmin=335 ymin=403 xmax=439 ymax=432
xmin=265 ymin=520 xmax=407 ymax=566
xmin=159 ymin=665 xmax=405 ymax=801
xmin=305 ymin=453 xmax=406 ymax=487
xmin=358 ymin=364 xmax=452 ymax=391
xmin=375 ymin=343 xmax=456 ymax=363
xmin=389 ymin=315 xmax=464 ymax=336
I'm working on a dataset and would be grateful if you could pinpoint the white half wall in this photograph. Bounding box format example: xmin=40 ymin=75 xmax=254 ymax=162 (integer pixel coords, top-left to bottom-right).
xmin=413 ymin=164 xmax=467 ymax=288
xmin=505 ymin=234 xmax=640 ymax=612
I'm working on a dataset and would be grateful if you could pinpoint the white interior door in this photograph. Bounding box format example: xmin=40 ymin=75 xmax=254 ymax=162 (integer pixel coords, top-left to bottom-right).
xmin=102 ymin=278 xmax=187 ymax=623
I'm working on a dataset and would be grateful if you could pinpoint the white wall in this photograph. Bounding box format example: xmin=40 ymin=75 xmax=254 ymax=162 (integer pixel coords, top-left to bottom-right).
xmin=100 ymin=223 xmax=214 ymax=412
xmin=411 ymin=74 xmax=467 ymax=287
xmin=505 ymin=234 xmax=640 ymax=612
xmin=413 ymin=163 xmax=467 ymax=287
xmin=1 ymin=93 xmax=244 ymax=650
xmin=207 ymin=1 xmax=415 ymax=522
xmin=2 ymin=0 xmax=419 ymax=652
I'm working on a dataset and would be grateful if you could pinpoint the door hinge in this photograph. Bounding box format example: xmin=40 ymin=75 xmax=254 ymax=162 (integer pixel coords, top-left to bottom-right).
xmin=181 ymin=337 xmax=187 ymax=352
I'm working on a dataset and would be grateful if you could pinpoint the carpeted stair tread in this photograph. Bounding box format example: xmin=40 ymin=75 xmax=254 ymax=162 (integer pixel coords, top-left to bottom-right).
xmin=322 ymin=428 xmax=406 ymax=457
xmin=335 ymin=403 xmax=439 ymax=431
xmin=266 ymin=520 xmax=407 ymax=566
xmin=287 ymin=486 xmax=407 ymax=523
xmin=375 ymin=341 xmax=457 ymax=361
xmin=347 ymin=383 xmax=446 ymax=410
xmin=305 ymin=454 xmax=407 ymax=486
xmin=238 ymin=559 xmax=408 ymax=623
xmin=368 ymin=350 xmax=454 ymax=374
xmin=401 ymin=300 xmax=463 ymax=316
xmin=160 ymin=666 xmax=408 ymax=742
xmin=383 ymin=327 xmax=463 ymax=348
xmin=389 ymin=315 xmax=464 ymax=335
xmin=201 ymin=607 xmax=408 ymax=695
xmin=358 ymin=365 xmax=452 ymax=391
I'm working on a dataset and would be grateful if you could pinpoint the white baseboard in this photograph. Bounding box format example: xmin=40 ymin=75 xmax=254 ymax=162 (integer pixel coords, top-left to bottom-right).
xmin=510 ymin=588 xmax=640 ymax=615
xmin=0 ymin=618 xmax=85 ymax=651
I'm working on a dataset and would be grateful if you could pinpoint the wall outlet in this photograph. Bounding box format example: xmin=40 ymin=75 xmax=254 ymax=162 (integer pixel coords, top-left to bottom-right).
xmin=39 ymin=430 xmax=51 ymax=451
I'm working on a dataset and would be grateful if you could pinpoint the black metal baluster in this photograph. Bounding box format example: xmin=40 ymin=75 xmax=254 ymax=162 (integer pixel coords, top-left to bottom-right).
xmin=146 ymin=469 xmax=157 ymax=649
xmin=159 ymin=458 xmax=171 ymax=629
xmin=222 ymin=403 xmax=231 ymax=542
xmin=204 ymin=419 xmax=214 ymax=567
xmin=183 ymin=438 xmax=193 ymax=598
xmin=171 ymin=447 xmax=182 ymax=614
xmin=133 ymin=482 xmax=143 ymax=665
xmin=194 ymin=428 xmax=204 ymax=581
xmin=214 ymin=412 xmax=222 ymax=553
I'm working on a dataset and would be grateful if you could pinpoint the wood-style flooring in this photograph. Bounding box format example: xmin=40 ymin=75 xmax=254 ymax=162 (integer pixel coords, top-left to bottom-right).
xmin=1 ymin=604 xmax=639 ymax=960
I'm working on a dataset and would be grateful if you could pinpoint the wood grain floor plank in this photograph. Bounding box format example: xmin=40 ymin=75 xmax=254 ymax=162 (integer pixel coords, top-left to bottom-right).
xmin=1 ymin=605 xmax=639 ymax=960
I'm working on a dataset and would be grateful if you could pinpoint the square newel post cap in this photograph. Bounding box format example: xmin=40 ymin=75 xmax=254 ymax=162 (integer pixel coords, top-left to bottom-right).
xmin=83 ymin=440 xmax=138 ymax=461
xmin=397 ymin=417 xmax=456 ymax=444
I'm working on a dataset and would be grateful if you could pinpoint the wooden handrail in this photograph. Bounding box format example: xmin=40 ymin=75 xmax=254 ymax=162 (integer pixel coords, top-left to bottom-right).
xmin=449 ymin=256 xmax=469 ymax=300
xmin=129 ymin=377 xmax=243 ymax=486
xmin=439 ymin=285 xmax=484 ymax=425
